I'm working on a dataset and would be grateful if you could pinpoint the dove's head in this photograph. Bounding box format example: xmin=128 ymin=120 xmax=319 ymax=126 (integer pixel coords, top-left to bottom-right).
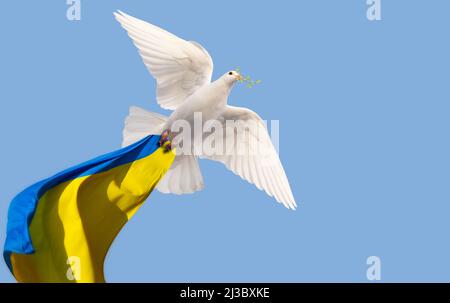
xmin=222 ymin=70 xmax=243 ymax=86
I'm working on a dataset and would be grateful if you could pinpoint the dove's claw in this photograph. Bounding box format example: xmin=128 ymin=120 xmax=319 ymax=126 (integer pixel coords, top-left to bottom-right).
xmin=158 ymin=129 xmax=170 ymax=146
xmin=163 ymin=141 xmax=172 ymax=152
xmin=159 ymin=129 xmax=173 ymax=152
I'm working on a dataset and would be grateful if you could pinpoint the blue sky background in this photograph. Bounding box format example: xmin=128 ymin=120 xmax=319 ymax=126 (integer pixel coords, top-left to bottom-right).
xmin=1 ymin=0 xmax=449 ymax=282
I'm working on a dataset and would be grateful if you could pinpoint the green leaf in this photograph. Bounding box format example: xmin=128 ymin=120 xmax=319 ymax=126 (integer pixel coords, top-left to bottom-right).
xmin=234 ymin=68 xmax=262 ymax=88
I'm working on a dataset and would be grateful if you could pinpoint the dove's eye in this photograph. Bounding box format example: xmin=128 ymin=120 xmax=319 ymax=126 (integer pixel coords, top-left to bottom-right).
xmin=228 ymin=72 xmax=233 ymax=75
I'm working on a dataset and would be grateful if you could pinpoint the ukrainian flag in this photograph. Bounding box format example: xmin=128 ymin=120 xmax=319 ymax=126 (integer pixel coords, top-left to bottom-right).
xmin=3 ymin=135 xmax=175 ymax=283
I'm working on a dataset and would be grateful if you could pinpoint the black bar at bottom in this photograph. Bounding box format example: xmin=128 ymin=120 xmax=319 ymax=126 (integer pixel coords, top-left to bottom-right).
xmin=0 ymin=282 xmax=446 ymax=301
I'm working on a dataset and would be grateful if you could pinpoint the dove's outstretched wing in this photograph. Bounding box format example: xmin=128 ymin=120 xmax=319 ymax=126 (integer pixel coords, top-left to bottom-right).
xmin=202 ymin=106 xmax=297 ymax=210
xmin=114 ymin=11 xmax=214 ymax=110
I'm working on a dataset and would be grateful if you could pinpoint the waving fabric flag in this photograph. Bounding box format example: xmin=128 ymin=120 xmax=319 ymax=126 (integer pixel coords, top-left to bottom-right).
xmin=3 ymin=135 xmax=175 ymax=282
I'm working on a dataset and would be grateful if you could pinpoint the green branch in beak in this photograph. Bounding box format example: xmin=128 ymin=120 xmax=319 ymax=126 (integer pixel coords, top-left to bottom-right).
xmin=235 ymin=67 xmax=261 ymax=88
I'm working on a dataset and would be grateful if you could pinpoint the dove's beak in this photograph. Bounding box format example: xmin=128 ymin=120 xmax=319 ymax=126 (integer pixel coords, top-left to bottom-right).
xmin=235 ymin=74 xmax=243 ymax=82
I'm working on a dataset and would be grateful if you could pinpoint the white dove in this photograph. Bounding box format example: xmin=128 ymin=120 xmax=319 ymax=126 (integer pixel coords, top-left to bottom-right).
xmin=114 ymin=11 xmax=297 ymax=210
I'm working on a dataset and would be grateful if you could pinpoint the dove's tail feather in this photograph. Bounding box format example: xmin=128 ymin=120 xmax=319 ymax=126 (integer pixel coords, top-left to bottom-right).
xmin=122 ymin=105 xmax=204 ymax=195
xmin=122 ymin=106 xmax=167 ymax=147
